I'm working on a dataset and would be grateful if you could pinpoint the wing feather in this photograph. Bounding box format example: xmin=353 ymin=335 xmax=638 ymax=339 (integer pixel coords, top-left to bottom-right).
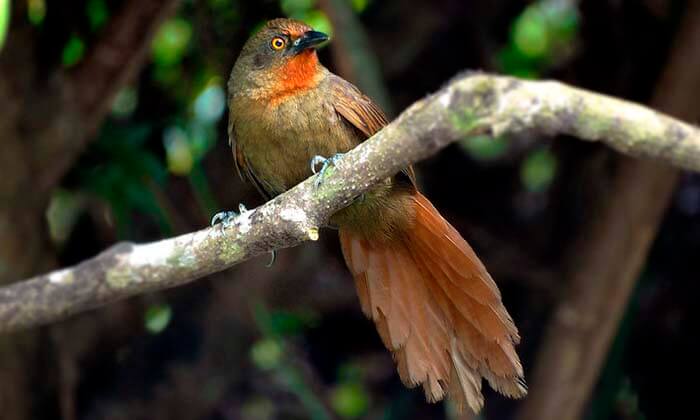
xmin=328 ymin=75 xmax=416 ymax=185
xmin=228 ymin=118 xmax=274 ymax=199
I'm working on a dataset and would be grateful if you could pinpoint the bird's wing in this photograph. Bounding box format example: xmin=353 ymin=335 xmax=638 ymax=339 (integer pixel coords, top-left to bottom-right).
xmin=329 ymin=75 xmax=416 ymax=185
xmin=229 ymin=117 xmax=273 ymax=200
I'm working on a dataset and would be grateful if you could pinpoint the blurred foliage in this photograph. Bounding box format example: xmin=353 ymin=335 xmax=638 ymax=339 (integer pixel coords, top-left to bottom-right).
xmin=46 ymin=189 xmax=86 ymax=246
xmin=331 ymin=382 xmax=369 ymax=419
xmin=152 ymin=18 xmax=192 ymax=67
xmin=331 ymin=364 xmax=370 ymax=419
xmin=250 ymin=304 xmax=371 ymax=419
xmin=267 ymin=308 xmax=320 ymax=336
xmin=280 ymin=0 xmax=332 ymax=36
xmin=86 ymin=0 xmax=109 ymax=31
xmin=590 ymin=279 xmax=644 ymax=420
xmin=614 ymin=378 xmax=646 ymax=420
xmin=0 ymin=0 xmax=7 ymax=51
xmin=62 ymin=34 xmax=85 ymax=67
xmin=250 ymin=337 xmax=283 ymax=370
xmin=240 ymin=397 xmax=277 ymax=420
xmin=80 ymin=123 xmax=172 ymax=237
xmin=144 ymin=303 xmax=173 ymax=334
xmin=460 ymin=135 xmax=510 ymax=161
xmin=27 ymin=0 xmax=45 ymax=26
xmin=498 ymin=0 xmax=579 ymax=78
xmin=20 ymin=0 xmax=691 ymax=418
xmin=520 ymin=147 xmax=557 ymax=192
xmin=253 ymin=304 xmax=335 ymax=420
xmin=350 ymin=0 xmax=371 ymax=13
xmin=111 ymin=87 xmax=138 ymax=118
xmin=164 ymin=126 xmax=195 ymax=175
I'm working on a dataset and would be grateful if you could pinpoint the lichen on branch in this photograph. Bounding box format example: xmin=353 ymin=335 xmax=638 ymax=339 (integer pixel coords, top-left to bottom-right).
xmin=1 ymin=72 xmax=700 ymax=333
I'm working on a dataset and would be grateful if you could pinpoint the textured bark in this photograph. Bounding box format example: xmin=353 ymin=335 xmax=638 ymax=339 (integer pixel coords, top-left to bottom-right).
xmin=516 ymin=4 xmax=700 ymax=419
xmin=2 ymin=73 xmax=700 ymax=332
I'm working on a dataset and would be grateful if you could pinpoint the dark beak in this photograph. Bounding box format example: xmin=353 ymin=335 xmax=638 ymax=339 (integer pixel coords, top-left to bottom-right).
xmin=292 ymin=30 xmax=329 ymax=53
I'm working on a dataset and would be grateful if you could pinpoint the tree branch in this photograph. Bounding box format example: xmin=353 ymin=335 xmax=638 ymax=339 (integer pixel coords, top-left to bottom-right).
xmin=1 ymin=72 xmax=700 ymax=333
xmin=516 ymin=3 xmax=700 ymax=418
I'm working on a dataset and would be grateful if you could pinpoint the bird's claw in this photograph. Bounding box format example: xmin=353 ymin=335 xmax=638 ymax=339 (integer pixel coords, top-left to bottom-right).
xmin=310 ymin=155 xmax=327 ymax=175
xmin=210 ymin=210 xmax=238 ymax=228
xmin=211 ymin=203 xmax=251 ymax=230
xmin=211 ymin=205 xmax=275 ymax=267
xmin=310 ymin=153 xmax=345 ymax=187
xmin=266 ymin=250 xmax=277 ymax=268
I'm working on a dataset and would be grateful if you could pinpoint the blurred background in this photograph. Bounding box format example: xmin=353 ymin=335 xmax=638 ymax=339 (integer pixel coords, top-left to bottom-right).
xmin=1 ymin=0 xmax=699 ymax=419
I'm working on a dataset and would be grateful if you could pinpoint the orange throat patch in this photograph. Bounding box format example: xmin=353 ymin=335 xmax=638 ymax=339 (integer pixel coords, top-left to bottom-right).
xmin=266 ymin=51 xmax=321 ymax=106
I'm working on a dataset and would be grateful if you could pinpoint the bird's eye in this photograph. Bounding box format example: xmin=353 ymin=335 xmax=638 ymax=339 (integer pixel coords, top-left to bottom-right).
xmin=271 ymin=37 xmax=286 ymax=50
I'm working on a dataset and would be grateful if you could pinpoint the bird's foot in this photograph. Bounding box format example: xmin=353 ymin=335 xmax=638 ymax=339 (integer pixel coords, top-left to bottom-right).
xmin=210 ymin=210 xmax=237 ymax=229
xmin=211 ymin=205 xmax=277 ymax=267
xmin=266 ymin=250 xmax=277 ymax=268
xmin=310 ymin=153 xmax=345 ymax=187
xmin=210 ymin=203 xmax=251 ymax=229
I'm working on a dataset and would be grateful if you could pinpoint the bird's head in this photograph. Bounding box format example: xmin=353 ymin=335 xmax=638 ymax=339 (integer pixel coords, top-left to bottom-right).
xmin=230 ymin=18 xmax=330 ymax=102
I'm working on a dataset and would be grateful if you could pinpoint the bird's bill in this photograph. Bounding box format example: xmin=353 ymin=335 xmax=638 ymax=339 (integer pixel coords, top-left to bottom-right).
xmin=292 ymin=31 xmax=329 ymax=54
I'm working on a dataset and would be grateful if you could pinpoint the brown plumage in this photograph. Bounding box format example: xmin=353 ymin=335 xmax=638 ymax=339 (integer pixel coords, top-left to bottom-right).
xmin=227 ymin=18 xmax=526 ymax=412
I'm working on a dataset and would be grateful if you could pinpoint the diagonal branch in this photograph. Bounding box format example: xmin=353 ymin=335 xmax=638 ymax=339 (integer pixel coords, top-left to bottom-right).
xmin=1 ymin=72 xmax=700 ymax=333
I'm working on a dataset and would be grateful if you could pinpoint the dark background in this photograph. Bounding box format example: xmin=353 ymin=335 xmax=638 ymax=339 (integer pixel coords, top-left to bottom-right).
xmin=0 ymin=0 xmax=698 ymax=419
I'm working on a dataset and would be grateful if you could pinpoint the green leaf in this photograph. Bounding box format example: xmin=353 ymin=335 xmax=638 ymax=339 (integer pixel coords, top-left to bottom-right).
xmin=193 ymin=83 xmax=226 ymax=123
xmin=350 ymin=0 xmax=370 ymax=13
xmin=80 ymin=123 xmax=173 ymax=236
xmin=280 ymin=0 xmax=316 ymax=16
xmin=111 ymin=87 xmax=138 ymax=117
xmin=497 ymin=45 xmax=539 ymax=78
xmin=46 ymin=189 xmax=85 ymax=245
xmin=164 ymin=126 xmax=194 ymax=176
xmin=513 ymin=7 xmax=550 ymax=58
xmin=331 ymin=382 xmax=370 ymax=419
xmin=152 ymin=18 xmax=192 ymax=66
xmin=86 ymin=0 xmax=108 ymax=30
xmin=240 ymin=397 xmax=275 ymax=420
xmin=62 ymin=35 xmax=85 ymax=67
xmin=290 ymin=9 xmax=332 ymax=37
xmin=0 ymin=0 xmax=8 ymax=50
xmin=250 ymin=338 xmax=283 ymax=370
xmin=498 ymin=1 xmax=580 ymax=77
xmin=27 ymin=0 xmax=45 ymax=26
xmin=460 ymin=135 xmax=509 ymax=161
xmin=267 ymin=309 xmax=319 ymax=336
xmin=144 ymin=304 xmax=172 ymax=334
xmin=520 ymin=148 xmax=557 ymax=192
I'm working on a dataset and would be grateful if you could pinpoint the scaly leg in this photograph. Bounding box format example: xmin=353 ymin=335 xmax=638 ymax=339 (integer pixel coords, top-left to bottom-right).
xmin=211 ymin=204 xmax=277 ymax=267
xmin=310 ymin=153 xmax=345 ymax=187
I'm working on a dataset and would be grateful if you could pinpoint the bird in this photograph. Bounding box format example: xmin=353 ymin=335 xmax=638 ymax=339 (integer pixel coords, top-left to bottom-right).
xmin=223 ymin=18 xmax=526 ymax=412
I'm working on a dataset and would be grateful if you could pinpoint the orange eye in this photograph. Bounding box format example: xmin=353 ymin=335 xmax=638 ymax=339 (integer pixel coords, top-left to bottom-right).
xmin=271 ymin=37 xmax=286 ymax=50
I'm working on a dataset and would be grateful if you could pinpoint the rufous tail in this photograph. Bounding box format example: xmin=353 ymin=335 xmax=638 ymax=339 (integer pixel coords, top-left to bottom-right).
xmin=338 ymin=192 xmax=526 ymax=412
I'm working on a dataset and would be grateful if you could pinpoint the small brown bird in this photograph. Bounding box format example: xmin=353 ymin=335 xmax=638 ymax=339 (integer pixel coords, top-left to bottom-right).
xmin=226 ymin=18 xmax=526 ymax=412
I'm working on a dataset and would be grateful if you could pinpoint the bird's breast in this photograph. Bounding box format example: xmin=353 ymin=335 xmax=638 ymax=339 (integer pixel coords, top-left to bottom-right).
xmin=233 ymin=87 xmax=360 ymax=195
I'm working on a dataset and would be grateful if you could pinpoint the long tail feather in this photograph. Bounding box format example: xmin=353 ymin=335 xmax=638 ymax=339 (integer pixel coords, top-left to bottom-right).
xmin=339 ymin=192 xmax=526 ymax=412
